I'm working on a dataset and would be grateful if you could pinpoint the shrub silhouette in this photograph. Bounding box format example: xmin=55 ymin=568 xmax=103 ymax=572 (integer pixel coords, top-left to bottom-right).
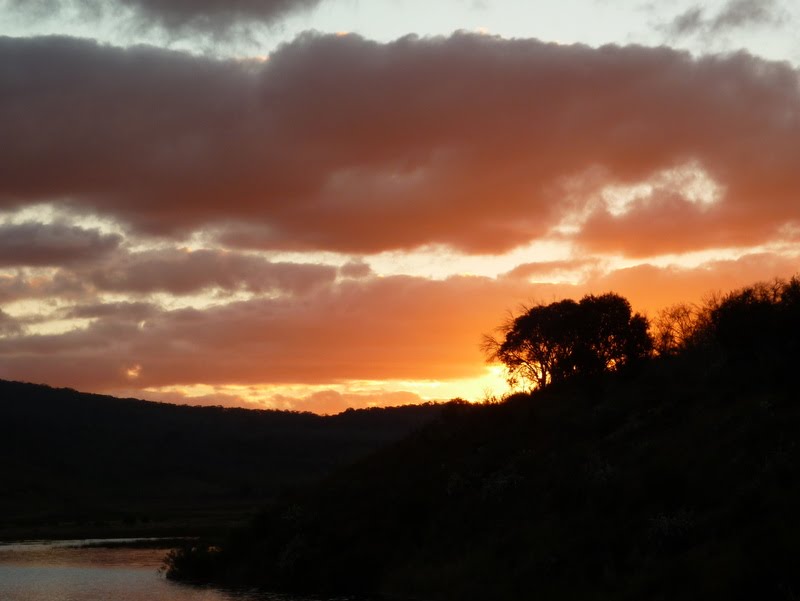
xmin=709 ymin=277 xmax=800 ymax=364
xmin=483 ymin=292 xmax=652 ymax=390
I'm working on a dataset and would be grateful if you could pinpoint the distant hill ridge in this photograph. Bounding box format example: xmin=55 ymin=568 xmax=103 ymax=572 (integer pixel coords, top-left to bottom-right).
xmin=0 ymin=379 xmax=447 ymax=540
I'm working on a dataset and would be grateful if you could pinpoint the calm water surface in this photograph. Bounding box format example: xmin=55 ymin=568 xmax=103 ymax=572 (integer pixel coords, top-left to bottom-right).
xmin=0 ymin=539 xmax=349 ymax=601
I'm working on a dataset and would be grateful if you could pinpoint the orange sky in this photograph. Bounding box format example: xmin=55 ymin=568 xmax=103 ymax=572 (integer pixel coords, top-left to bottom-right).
xmin=1 ymin=20 xmax=799 ymax=412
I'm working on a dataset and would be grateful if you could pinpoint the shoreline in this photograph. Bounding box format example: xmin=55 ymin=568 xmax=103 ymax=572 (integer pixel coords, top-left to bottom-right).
xmin=0 ymin=516 xmax=237 ymax=545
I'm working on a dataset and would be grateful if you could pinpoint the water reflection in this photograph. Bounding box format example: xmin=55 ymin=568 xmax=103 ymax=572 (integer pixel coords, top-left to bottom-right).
xmin=0 ymin=538 xmax=170 ymax=569
xmin=0 ymin=539 xmax=355 ymax=601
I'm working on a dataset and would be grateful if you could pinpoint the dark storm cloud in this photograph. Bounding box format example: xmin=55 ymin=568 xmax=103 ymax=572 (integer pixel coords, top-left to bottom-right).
xmin=1 ymin=33 xmax=799 ymax=256
xmin=0 ymin=221 xmax=121 ymax=267
xmin=2 ymin=0 xmax=322 ymax=36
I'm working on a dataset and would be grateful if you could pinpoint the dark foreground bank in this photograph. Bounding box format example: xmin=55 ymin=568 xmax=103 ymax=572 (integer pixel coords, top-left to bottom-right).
xmin=168 ymin=277 xmax=800 ymax=600
xmin=0 ymin=380 xmax=447 ymax=541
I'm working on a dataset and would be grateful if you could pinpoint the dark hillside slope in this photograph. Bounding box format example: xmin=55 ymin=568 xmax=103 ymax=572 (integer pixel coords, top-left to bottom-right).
xmin=169 ymin=278 xmax=800 ymax=600
xmin=0 ymin=380 xmax=445 ymax=539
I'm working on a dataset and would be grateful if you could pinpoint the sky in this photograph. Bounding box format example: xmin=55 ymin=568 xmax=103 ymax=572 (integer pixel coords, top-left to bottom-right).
xmin=1 ymin=0 xmax=799 ymax=413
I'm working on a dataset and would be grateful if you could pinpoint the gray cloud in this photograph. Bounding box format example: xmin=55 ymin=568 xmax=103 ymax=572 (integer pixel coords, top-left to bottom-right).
xmin=85 ymin=248 xmax=338 ymax=295
xmin=118 ymin=0 xmax=321 ymax=33
xmin=339 ymin=260 xmax=373 ymax=279
xmin=62 ymin=300 xmax=159 ymax=320
xmin=0 ymin=309 xmax=22 ymax=336
xmin=667 ymin=6 xmax=705 ymax=36
xmin=0 ymin=221 xmax=121 ymax=267
xmin=711 ymin=0 xmax=785 ymax=31
xmin=666 ymin=0 xmax=786 ymax=37
xmin=2 ymin=0 xmax=322 ymax=36
xmin=0 ymin=246 xmax=340 ymax=302
xmin=0 ymin=270 xmax=89 ymax=304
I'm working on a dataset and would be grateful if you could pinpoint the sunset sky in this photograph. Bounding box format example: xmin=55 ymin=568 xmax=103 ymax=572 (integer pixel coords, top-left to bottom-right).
xmin=1 ymin=0 xmax=799 ymax=413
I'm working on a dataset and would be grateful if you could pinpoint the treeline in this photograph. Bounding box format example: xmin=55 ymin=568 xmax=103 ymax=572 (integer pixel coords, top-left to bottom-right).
xmin=653 ymin=276 xmax=800 ymax=361
xmin=0 ymin=381 xmax=447 ymax=540
xmin=485 ymin=277 xmax=800 ymax=391
xmin=167 ymin=276 xmax=800 ymax=600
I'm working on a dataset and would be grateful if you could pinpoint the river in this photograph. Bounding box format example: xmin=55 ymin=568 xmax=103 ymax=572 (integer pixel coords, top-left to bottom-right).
xmin=0 ymin=539 xmax=355 ymax=601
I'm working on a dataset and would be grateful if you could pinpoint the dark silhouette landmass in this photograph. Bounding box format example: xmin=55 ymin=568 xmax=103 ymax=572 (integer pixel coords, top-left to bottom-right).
xmin=0 ymin=381 xmax=447 ymax=540
xmin=483 ymin=292 xmax=651 ymax=389
xmin=167 ymin=277 xmax=800 ymax=600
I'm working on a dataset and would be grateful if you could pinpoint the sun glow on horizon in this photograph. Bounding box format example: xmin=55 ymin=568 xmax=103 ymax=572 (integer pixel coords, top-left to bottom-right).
xmin=2 ymin=1 xmax=799 ymax=414
xmin=121 ymin=366 xmax=512 ymax=414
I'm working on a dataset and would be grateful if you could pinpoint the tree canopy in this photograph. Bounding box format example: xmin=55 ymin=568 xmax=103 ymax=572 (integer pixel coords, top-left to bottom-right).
xmin=484 ymin=293 xmax=652 ymax=390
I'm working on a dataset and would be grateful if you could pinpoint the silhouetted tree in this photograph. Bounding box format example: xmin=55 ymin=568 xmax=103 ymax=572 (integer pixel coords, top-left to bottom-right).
xmin=483 ymin=293 xmax=652 ymax=390
xmin=652 ymin=302 xmax=708 ymax=356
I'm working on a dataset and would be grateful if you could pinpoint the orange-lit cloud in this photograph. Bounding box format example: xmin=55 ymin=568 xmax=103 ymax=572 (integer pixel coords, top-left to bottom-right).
xmin=582 ymin=252 xmax=800 ymax=314
xmin=108 ymin=385 xmax=428 ymax=414
xmin=2 ymin=31 xmax=800 ymax=413
xmin=3 ymin=252 xmax=799 ymax=408
xmin=0 ymin=274 xmax=531 ymax=390
xmin=575 ymin=191 xmax=780 ymax=257
xmin=504 ymin=259 xmax=600 ymax=281
xmin=2 ymin=34 xmax=799 ymax=256
xmin=265 ymin=389 xmax=426 ymax=414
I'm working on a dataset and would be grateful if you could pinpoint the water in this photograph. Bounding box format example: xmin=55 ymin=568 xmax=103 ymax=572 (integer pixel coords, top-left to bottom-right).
xmin=0 ymin=539 xmax=341 ymax=601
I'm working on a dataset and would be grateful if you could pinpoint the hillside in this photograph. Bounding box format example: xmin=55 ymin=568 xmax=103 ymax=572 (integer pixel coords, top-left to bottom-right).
xmin=0 ymin=380 xmax=446 ymax=540
xmin=167 ymin=278 xmax=800 ymax=600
